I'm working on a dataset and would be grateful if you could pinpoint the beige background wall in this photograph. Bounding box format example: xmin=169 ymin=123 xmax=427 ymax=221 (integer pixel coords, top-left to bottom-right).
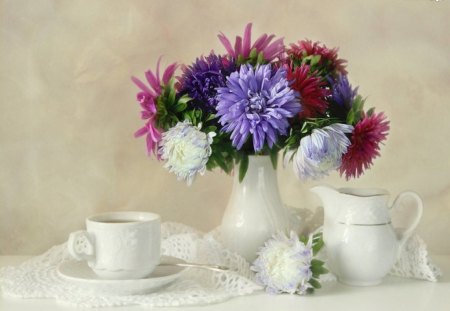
xmin=1 ymin=0 xmax=449 ymax=255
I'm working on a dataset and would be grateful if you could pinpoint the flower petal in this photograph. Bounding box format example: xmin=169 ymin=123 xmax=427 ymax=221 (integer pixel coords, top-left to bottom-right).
xmin=218 ymin=32 xmax=235 ymax=57
xmin=145 ymin=70 xmax=161 ymax=94
xmin=242 ymin=23 xmax=252 ymax=58
xmin=131 ymin=76 xmax=157 ymax=97
xmin=162 ymin=62 xmax=178 ymax=85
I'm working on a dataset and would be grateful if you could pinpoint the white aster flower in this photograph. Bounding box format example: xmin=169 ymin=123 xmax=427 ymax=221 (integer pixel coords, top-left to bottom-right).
xmin=285 ymin=123 xmax=353 ymax=180
xmin=159 ymin=121 xmax=215 ymax=185
xmin=251 ymin=231 xmax=314 ymax=295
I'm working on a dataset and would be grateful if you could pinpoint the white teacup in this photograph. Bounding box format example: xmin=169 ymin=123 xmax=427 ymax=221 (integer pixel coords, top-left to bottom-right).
xmin=67 ymin=211 xmax=161 ymax=279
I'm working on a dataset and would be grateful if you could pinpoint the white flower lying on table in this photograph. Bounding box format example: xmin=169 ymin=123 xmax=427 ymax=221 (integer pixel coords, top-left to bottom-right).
xmin=251 ymin=232 xmax=327 ymax=295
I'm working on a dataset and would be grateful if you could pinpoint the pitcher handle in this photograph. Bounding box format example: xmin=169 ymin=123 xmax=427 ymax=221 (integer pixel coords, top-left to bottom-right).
xmin=390 ymin=191 xmax=423 ymax=257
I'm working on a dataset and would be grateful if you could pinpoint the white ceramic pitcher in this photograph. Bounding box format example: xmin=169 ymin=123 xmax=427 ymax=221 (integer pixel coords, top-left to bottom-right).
xmin=311 ymin=185 xmax=423 ymax=286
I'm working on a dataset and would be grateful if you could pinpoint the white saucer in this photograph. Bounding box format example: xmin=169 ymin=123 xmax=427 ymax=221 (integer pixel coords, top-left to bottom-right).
xmin=57 ymin=256 xmax=187 ymax=295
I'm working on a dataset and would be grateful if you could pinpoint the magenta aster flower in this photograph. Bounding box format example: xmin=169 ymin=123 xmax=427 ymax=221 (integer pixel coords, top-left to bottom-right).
xmin=287 ymin=64 xmax=330 ymax=119
xmin=216 ymin=64 xmax=301 ymax=152
xmin=288 ymin=40 xmax=347 ymax=75
xmin=218 ymin=23 xmax=285 ymax=63
xmin=131 ymin=57 xmax=177 ymax=157
xmin=340 ymin=112 xmax=390 ymax=179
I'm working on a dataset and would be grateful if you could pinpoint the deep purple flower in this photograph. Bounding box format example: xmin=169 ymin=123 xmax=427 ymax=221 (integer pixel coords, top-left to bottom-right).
xmin=331 ymin=75 xmax=358 ymax=110
xmin=178 ymin=53 xmax=236 ymax=113
xmin=216 ymin=64 xmax=301 ymax=152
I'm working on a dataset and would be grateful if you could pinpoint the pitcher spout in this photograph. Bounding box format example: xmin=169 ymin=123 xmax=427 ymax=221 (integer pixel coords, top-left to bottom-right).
xmin=310 ymin=184 xmax=340 ymax=221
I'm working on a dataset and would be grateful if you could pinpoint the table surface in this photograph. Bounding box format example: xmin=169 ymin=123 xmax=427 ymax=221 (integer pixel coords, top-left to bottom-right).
xmin=1 ymin=255 xmax=449 ymax=311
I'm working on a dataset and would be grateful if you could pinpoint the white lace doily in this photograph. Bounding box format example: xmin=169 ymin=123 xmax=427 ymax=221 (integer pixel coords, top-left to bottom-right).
xmin=0 ymin=220 xmax=442 ymax=308
xmin=390 ymin=234 xmax=442 ymax=281
xmin=0 ymin=222 xmax=261 ymax=308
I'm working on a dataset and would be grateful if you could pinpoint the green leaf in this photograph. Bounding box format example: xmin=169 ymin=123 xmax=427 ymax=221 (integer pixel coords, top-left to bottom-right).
xmin=301 ymin=55 xmax=311 ymax=66
xmin=309 ymin=278 xmax=322 ymax=289
xmin=167 ymin=82 xmax=176 ymax=106
xmin=346 ymin=110 xmax=355 ymax=125
xmin=205 ymin=113 xmax=217 ymax=122
xmin=366 ymin=107 xmax=375 ymax=116
xmin=235 ymin=152 xmax=242 ymax=164
xmin=256 ymin=52 xmax=264 ymax=65
xmin=347 ymin=95 xmax=366 ymax=125
xmin=312 ymin=236 xmax=324 ymax=256
xmin=237 ymin=55 xmax=245 ymax=66
xmin=177 ymin=95 xmax=191 ymax=105
xmin=215 ymin=154 xmax=231 ymax=174
xmin=249 ymin=48 xmax=258 ymax=60
xmin=238 ymin=154 xmax=249 ymax=183
xmin=206 ymin=157 xmax=217 ymax=171
xmin=195 ymin=109 xmax=202 ymax=119
xmin=310 ymin=55 xmax=321 ymax=67
xmin=311 ymin=259 xmax=328 ymax=275
xmin=311 ymin=259 xmax=325 ymax=268
xmin=312 ymin=265 xmax=329 ymax=275
xmin=184 ymin=112 xmax=192 ymax=123
xmin=299 ymin=235 xmax=308 ymax=244
xmin=204 ymin=126 xmax=217 ymax=133
xmin=170 ymin=115 xmax=179 ymax=125
xmin=269 ymin=149 xmax=278 ymax=170
xmin=174 ymin=102 xmax=187 ymax=112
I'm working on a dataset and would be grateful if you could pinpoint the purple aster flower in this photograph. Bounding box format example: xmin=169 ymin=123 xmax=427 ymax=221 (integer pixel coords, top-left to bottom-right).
xmin=331 ymin=75 xmax=358 ymax=110
xmin=178 ymin=53 xmax=236 ymax=113
xmin=216 ymin=64 xmax=301 ymax=152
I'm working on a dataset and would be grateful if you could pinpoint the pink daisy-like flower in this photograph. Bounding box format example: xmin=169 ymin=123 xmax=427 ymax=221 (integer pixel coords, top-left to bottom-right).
xmin=340 ymin=112 xmax=390 ymax=179
xmin=131 ymin=57 xmax=177 ymax=158
xmin=288 ymin=40 xmax=347 ymax=75
xmin=218 ymin=23 xmax=285 ymax=63
xmin=287 ymin=64 xmax=331 ymax=119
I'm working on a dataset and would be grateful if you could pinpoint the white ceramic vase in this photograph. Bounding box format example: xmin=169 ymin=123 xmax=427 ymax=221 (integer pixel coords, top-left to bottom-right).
xmin=220 ymin=155 xmax=290 ymax=263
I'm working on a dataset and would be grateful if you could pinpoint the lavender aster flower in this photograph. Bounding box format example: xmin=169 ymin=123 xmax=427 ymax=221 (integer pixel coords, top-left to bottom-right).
xmin=251 ymin=231 xmax=313 ymax=295
xmin=286 ymin=123 xmax=353 ymax=180
xmin=178 ymin=53 xmax=236 ymax=113
xmin=159 ymin=121 xmax=216 ymax=185
xmin=216 ymin=64 xmax=301 ymax=152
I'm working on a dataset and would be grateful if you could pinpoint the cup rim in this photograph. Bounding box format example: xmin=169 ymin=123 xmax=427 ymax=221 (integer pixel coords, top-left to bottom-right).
xmin=87 ymin=211 xmax=160 ymax=225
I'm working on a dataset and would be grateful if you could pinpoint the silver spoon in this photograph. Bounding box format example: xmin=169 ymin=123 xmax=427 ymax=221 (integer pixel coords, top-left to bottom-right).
xmin=158 ymin=262 xmax=230 ymax=272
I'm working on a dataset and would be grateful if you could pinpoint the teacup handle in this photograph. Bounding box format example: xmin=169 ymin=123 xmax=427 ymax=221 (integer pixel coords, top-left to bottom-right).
xmin=67 ymin=230 xmax=95 ymax=261
xmin=390 ymin=191 xmax=423 ymax=257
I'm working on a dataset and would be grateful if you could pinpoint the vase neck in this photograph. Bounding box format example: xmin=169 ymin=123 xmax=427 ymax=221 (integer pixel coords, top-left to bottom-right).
xmin=234 ymin=155 xmax=277 ymax=186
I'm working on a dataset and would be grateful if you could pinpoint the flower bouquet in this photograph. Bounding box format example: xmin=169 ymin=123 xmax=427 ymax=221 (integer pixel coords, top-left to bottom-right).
xmin=131 ymin=23 xmax=389 ymax=184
